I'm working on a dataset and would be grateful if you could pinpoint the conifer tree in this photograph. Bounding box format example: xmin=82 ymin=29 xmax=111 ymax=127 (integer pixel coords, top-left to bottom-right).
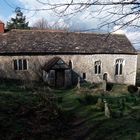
xmin=7 ymin=7 xmax=29 ymax=30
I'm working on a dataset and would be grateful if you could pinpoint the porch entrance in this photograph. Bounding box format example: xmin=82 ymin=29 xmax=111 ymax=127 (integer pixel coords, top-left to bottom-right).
xmin=43 ymin=57 xmax=72 ymax=88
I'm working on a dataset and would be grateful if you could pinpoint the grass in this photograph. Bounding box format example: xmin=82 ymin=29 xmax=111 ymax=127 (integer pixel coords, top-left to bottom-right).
xmin=0 ymin=81 xmax=140 ymax=140
xmin=55 ymin=83 xmax=140 ymax=140
xmin=0 ymin=82 xmax=69 ymax=140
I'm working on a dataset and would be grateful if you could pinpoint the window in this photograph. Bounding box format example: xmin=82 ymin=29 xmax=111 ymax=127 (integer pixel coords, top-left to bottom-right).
xmin=115 ymin=59 xmax=123 ymax=75
xmin=13 ymin=59 xmax=28 ymax=70
xmin=83 ymin=73 xmax=86 ymax=79
xmin=95 ymin=61 xmax=101 ymax=74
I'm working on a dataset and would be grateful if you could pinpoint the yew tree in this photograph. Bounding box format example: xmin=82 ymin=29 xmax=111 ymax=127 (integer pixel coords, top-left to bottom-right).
xmin=7 ymin=7 xmax=29 ymax=30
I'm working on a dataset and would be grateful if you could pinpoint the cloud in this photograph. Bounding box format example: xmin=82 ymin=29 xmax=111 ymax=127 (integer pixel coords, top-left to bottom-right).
xmin=112 ymin=25 xmax=140 ymax=49
xmin=16 ymin=0 xmax=68 ymax=27
xmin=15 ymin=0 xmax=98 ymax=30
xmin=126 ymin=31 xmax=140 ymax=49
xmin=16 ymin=0 xmax=139 ymax=29
xmin=112 ymin=25 xmax=125 ymax=34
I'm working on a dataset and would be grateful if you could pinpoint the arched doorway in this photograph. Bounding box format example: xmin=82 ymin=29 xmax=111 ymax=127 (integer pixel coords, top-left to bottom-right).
xmin=103 ymin=73 xmax=108 ymax=81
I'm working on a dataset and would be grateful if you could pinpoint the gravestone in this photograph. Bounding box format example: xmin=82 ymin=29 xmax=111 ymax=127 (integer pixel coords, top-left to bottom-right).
xmin=104 ymin=100 xmax=111 ymax=118
xmin=102 ymin=80 xmax=107 ymax=92
xmin=77 ymin=77 xmax=81 ymax=89
xmin=96 ymin=98 xmax=104 ymax=111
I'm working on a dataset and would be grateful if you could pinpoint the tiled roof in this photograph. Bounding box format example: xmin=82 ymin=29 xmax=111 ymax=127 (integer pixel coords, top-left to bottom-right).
xmin=43 ymin=57 xmax=61 ymax=72
xmin=43 ymin=57 xmax=70 ymax=72
xmin=0 ymin=29 xmax=136 ymax=54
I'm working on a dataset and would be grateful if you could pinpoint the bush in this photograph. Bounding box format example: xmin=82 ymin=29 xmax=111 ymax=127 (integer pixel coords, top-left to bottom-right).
xmin=128 ymin=85 xmax=138 ymax=94
xmin=136 ymin=133 xmax=140 ymax=140
xmin=106 ymin=83 xmax=113 ymax=91
xmin=77 ymin=95 xmax=98 ymax=105
xmin=84 ymin=94 xmax=96 ymax=104
xmin=80 ymin=82 xmax=95 ymax=89
xmin=136 ymin=79 xmax=140 ymax=87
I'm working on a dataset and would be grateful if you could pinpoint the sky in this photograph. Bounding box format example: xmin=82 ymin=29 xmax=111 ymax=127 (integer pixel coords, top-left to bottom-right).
xmin=1 ymin=0 xmax=140 ymax=49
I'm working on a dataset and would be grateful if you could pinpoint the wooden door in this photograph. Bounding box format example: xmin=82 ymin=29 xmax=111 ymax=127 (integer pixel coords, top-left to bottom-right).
xmin=65 ymin=69 xmax=72 ymax=87
xmin=56 ymin=70 xmax=65 ymax=88
xmin=48 ymin=70 xmax=55 ymax=86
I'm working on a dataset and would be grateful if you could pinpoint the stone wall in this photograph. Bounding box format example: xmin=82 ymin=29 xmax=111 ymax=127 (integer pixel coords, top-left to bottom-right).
xmin=0 ymin=54 xmax=137 ymax=85
xmin=137 ymin=52 xmax=140 ymax=73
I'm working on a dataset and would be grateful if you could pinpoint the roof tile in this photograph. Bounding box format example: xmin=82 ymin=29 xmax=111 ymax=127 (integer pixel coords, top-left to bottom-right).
xmin=0 ymin=29 xmax=136 ymax=54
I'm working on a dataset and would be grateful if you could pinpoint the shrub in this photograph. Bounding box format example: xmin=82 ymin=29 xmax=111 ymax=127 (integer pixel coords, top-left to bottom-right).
xmin=136 ymin=79 xmax=140 ymax=87
xmin=106 ymin=83 xmax=113 ymax=91
xmin=57 ymin=97 xmax=63 ymax=103
xmin=77 ymin=97 xmax=86 ymax=104
xmin=84 ymin=94 xmax=98 ymax=105
xmin=80 ymin=82 xmax=95 ymax=89
xmin=128 ymin=85 xmax=138 ymax=94
xmin=136 ymin=133 xmax=140 ymax=140
xmin=77 ymin=95 xmax=98 ymax=105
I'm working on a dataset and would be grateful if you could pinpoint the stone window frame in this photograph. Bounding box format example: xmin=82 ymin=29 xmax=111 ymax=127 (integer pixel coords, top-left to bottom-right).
xmin=13 ymin=59 xmax=28 ymax=71
xmin=94 ymin=60 xmax=102 ymax=75
xmin=115 ymin=58 xmax=124 ymax=76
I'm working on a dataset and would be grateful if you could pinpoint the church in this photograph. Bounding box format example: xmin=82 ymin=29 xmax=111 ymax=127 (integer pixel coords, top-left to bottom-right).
xmin=0 ymin=21 xmax=137 ymax=88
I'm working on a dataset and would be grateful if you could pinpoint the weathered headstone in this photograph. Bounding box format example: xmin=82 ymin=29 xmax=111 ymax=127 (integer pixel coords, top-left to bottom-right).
xmin=96 ymin=98 xmax=104 ymax=111
xmin=77 ymin=77 xmax=81 ymax=89
xmin=104 ymin=100 xmax=111 ymax=118
xmin=102 ymin=80 xmax=107 ymax=92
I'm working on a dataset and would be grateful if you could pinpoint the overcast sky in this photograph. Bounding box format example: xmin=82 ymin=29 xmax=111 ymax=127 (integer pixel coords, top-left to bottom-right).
xmin=1 ymin=0 xmax=140 ymax=49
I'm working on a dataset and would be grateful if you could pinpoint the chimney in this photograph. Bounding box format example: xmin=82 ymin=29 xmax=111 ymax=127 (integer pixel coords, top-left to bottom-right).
xmin=0 ymin=21 xmax=4 ymax=33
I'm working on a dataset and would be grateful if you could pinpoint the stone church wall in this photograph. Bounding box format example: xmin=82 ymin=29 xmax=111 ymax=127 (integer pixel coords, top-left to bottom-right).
xmin=0 ymin=54 xmax=137 ymax=85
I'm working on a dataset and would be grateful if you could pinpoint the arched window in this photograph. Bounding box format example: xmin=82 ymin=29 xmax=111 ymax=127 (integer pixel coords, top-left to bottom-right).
xmin=95 ymin=61 xmax=101 ymax=74
xmin=115 ymin=59 xmax=123 ymax=75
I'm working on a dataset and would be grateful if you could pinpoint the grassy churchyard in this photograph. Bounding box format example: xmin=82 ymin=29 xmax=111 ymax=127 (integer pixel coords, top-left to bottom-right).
xmin=0 ymin=80 xmax=140 ymax=140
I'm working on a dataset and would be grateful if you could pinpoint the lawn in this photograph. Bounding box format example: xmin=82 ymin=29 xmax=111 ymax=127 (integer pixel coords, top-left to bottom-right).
xmin=0 ymin=81 xmax=140 ymax=140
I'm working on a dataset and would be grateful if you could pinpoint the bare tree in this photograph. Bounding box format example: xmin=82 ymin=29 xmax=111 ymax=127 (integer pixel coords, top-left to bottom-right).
xmin=32 ymin=18 xmax=50 ymax=29
xmin=35 ymin=0 xmax=140 ymax=31
xmin=32 ymin=17 xmax=69 ymax=31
